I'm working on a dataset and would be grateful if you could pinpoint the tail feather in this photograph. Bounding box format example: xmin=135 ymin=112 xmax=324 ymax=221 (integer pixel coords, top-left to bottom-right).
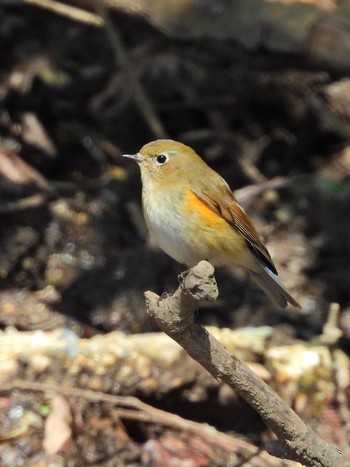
xmin=250 ymin=266 xmax=301 ymax=309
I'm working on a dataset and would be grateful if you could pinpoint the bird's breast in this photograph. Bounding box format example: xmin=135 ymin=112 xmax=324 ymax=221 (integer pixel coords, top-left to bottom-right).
xmin=142 ymin=186 xmax=251 ymax=268
xmin=142 ymin=187 xmax=197 ymax=265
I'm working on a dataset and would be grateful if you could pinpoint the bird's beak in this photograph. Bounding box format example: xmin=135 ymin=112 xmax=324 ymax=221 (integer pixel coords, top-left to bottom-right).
xmin=123 ymin=153 xmax=143 ymax=163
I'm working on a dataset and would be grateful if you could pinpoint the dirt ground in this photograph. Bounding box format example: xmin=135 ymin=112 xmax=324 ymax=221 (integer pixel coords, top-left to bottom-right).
xmin=0 ymin=3 xmax=350 ymax=466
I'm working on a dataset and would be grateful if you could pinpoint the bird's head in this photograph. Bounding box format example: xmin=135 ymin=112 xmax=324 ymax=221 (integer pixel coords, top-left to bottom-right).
xmin=123 ymin=139 xmax=203 ymax=187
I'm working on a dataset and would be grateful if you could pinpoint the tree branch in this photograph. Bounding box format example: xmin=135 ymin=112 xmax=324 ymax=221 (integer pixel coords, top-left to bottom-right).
xmin=145 ymin=260 xmax=347 ymax=467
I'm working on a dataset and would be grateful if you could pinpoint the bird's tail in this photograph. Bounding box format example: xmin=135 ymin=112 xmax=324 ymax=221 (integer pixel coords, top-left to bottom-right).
xmin=250 ymin=266 xmax=301 ymax=309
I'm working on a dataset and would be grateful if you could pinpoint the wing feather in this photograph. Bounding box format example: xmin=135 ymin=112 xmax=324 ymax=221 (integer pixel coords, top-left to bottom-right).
xmin=192 ymin=187 xmax=277 ymax=274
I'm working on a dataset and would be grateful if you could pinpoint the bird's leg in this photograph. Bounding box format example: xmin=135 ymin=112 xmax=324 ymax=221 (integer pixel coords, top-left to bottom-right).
xmin=177 ymin=268 xmax=191 ymax=291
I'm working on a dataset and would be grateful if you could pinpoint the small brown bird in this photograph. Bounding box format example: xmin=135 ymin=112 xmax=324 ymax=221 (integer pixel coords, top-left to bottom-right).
xmin=124 ymin=139 xmax=300 ymax=308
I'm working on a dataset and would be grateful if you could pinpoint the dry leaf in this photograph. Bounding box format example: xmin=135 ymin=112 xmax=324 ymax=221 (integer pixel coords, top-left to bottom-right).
xmin=21 ymin=113 xmax=57 ymax=157
xmin=0 ymin=147 xmax=52 ymax=191
xmin=43 ymin=395 xmax=73 ymax=455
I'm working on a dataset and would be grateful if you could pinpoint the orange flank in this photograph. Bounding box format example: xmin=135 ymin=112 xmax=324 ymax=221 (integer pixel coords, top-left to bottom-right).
xmin=183 ymin=188 xmax=250 ymax=267
xmin=184 ymin=189 xmax=227 ymax=228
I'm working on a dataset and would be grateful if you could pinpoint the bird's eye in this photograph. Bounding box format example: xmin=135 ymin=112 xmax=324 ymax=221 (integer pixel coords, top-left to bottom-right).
xmin=155 ymin=154 xmax=168 ymax=165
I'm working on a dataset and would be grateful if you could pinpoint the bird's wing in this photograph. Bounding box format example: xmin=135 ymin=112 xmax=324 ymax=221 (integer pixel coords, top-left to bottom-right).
xmin=191 ymin=186 xmax=277 ymax=274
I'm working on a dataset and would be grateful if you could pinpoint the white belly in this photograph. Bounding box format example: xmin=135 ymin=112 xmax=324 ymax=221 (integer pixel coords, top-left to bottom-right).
xmin=143 ymin=192 xmax=201 ymax=266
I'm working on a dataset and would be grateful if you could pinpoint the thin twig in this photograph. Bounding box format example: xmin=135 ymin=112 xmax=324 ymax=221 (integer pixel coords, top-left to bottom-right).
xmin=94 ymin=3 xmax=168 ymax=139
xmin=23 ymin=0 xmax=104 ymax=27
xmin=0 ymin=194 xmax=46 ymax=213
xmin=1 ymin=379 xmax=267 ymax=462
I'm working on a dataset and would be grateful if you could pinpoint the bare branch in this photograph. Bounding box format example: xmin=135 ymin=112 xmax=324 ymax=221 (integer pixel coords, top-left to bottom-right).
xmin=94 ymin=3 xmax=168 ymax=140
xmin=2 ymin=379 xmax=271 ymax=463
xmin=23 ymin=0 xmax=103 ymax=27
xmin=145 ymin=260 xmax=348 ymax=467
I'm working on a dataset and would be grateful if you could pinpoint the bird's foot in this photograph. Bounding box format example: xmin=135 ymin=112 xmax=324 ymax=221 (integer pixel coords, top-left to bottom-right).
xmin=177 ymin=269 xmax=190 ymax=290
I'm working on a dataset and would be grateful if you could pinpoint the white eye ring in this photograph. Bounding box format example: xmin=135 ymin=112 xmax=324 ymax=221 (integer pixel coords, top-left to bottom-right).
xmin=154 ymin=154 xmax=168 ymax=165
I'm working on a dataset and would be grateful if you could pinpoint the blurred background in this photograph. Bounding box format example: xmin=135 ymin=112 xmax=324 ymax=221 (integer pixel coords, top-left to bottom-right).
xmin=1 ymin=0 xmax=350 ymax=465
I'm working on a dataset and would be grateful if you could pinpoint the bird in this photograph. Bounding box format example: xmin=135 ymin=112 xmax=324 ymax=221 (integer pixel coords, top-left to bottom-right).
xmin=123 ymin=139 xmax=300 ymax=308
